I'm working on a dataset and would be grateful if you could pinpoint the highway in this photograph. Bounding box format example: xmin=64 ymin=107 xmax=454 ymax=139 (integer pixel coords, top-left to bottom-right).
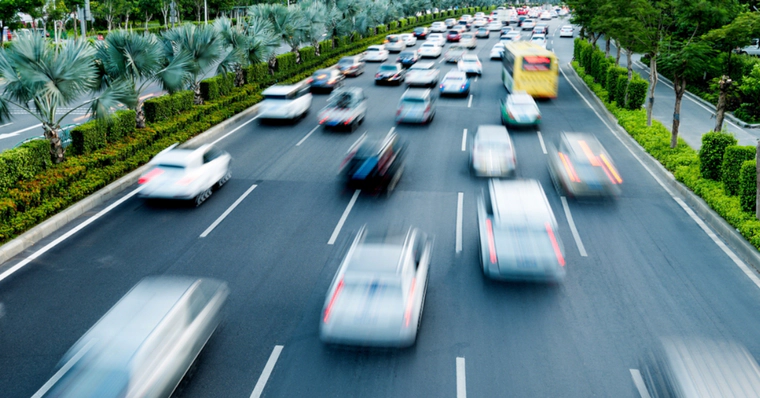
xmin=3 ymin=17 xmax=760 ymax=398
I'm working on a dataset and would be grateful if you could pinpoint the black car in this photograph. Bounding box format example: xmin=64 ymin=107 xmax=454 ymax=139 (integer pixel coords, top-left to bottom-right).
xmin=341 ymin=132 xmax=407 ymax=193
xmin=337 ymin=56 xmax=365 ymax=77
xmin=535 ymin=23 xmax=549 ymax=35
xmin=397 ymin=51 xmax=419 ymax=68
xmin=517 ymin=15 xmax=527 ymax=27
xmin=413 ymin=27 xmax=429 ymax=39
xmin=310 ymin=69 xmax=345 ymax=92
xmin=375 ymin=63 xmax=406 ymax=85
xmin=457 ymin=20 xmax=471 ymax=31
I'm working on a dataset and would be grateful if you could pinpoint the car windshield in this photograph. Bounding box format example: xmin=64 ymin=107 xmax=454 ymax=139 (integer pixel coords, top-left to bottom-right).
xmin=379 ymin=65 xmax=398 ymax=72
xmin=387 ymin=36 xmax=399 ymax=42
xmin=339 ymin=58 xmax=354 ymax=64
xmin=313 ymin=71 xmax=331 ymax=79
xmin=410 ymin=64 xmax=431 ymax=70
xmin=400 ymin=52 xmax=415 ymax=57
xmin=329 ymin=93 xmax=355 ymax=108
xmin=401 ymin=98 xmax=426 ymax=105
xmin=367 ymin=47 xmax=380 ymax=52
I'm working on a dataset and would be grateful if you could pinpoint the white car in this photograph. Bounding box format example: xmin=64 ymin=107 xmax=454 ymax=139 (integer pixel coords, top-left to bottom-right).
xmin=460 ymin=32 xmax=477 ymax=49
xmin=522 ymin=18 xmax=536 ymax=30
xmin=385 ymin=35 xmax=406 ymax=52
xmin=559 ymin=25 xmax=574 ymax=38
xmin=490 ymin=42 xmax=505 ymax=59
xmin=400 ymin=33 xmax=417 ymax=47
xmin=138 ymin=144 xmax=232 ymax=206
xmin=487 ymin=21 xmax=502 ymax=31
xmin=540 ymin=12 xmax=552 ymax=20
xmin=258 ymin=83 xmax=312 ymax=121
xmin=550 ymin=10 xmax=558 ymax=18
xmin=365 ymin=45 xmax=389 ymax=62
xmin=417 ymin=42 xmax=443 ymax=58
xmin=406 ymin=61 xmax=440 ymax=86
xmin=458 ymin=54 xmax=482 ymax=76
xmin=474 ymin=12 xmax=485 ymax=19
xmin=430 ymin=22 xmax=447 ymax=33
xmin=530 ymin=34 xmax=547 ymax=49
xmin=427 ymin=33 xmax=446 ymax=46
xmin=502 ymin=31 xmax=522 ymax=42
xmin=472 ymin=18 xmax=487 ymax=28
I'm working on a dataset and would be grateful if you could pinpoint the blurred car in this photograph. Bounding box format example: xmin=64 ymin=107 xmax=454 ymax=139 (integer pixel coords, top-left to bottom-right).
xmin=397 ymin=50 xmax=419 ymax=68
xmin=470 ymin=125 xmax=516 ymax=177
xmin=385 ymin=35 xmax=405 ymax=52
xmin=535 ymin=23 xmax=549 ymax=35
xmin=396 ymin=88 xmax=436 ymax=124
xmin=257 ymin=83 xmax=313 ymax=122
xmin=430 ymin=22 xmax=447 ymax=33
xmin=530 ymin=34 xmax=548 ymax=49
xmin=559 ymin=25 xmax=574 ymax=38
xmin=444 ymin=44 xmax=467 ymax=63
xmin=522 ymin=18 xmax=536 ymax=30
xmin=501 ymin=26 xmax=514 ymax=35
xmin=532 ymin=26 xmax=545 ymax=37
xmin=546 ymin=132 xmax=623 ymax=198
xmin=444 ymin=18 xmax=457 ymax=28
xmin=501 ymin=31 xmax=522 ymax=42
xmin=457 ymin=54 xmax=482 ymax=76
xmin=138 ymin=143 xmax=232 ymax=206
xmin=365 ymin=45 xmax=389 ymax=62
xmin=400 ymin=33 xmax=417 ymax=47
xmin=457 ymin=19 xmax=471 ymax=31
xmin=500 ymin=91 xmax=541 ymax=127
xmin=426 ymin=33 xmax=446 ymax=46
xmin=472 ymin=18 xmax=487 ymax=28
xmin=439 ymin=70 xmax=470 ymax=96
xmin=476 ymin=27 xmax=490 ymax=38
xmin=375 ymin=63 xmax=406 ymax=85
xmin=309 ymin=68 xmax=345 ymax=92
xmin=509 ymin=14 xmax=520 ymax=24
xmin=640 ymin=337 xmax=760 ymax=398
xmin=447 ymin=29 xmax=462 ymax=42
xmin=320 ymin=225 xmax=431 ymax=348
xmin=540 ymin=11 xmax=551 ymax=20
xmin=460 ymin=32 xmax=477 ymax=49
xmin=550 ymin=10 xmax=558 ymax=18
xmin=318 ymin=87 xmax=367 ymax=132
xmin=406 ymin=61 xmax=440 ymax=87
xmin=412 ymin=27 xmax=429 ymax=39
xmin=340 ymin=131 xmax=407 ymax=193
xmin=490 ymin=42 xmax=505 ymax=59
xmin=417 ymin=42 xmax=443 ymax=58
xmin=33 ymin=276 xmax=229 ymax=398
xmin=477 ymin=179 xmax=566 ymax=282
xmin=488 ymin=21 xmax=502 ymax=31
xmin=474 ymin=12 xmax=485 ymax=19
xmin=337 ymin=55 xmax=365 ymax=77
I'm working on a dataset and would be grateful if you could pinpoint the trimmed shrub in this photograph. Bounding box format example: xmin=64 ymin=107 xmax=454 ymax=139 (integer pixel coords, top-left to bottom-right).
xmin=596 ymin=57 xmax=612 ymax=85
xmin=108 ymin=110 xmax=137 ymax=141
xmin=606 ymin=66 xmax=627 ymax=103
xmin=319 ymin=40 xmax=332 ymax=56
xmin=377 ymin=25 xmax=387 ymax=34
xmin=615 ymin=74 xmax=629 ymax=108
xmin=740 ymin=159 xmax=757 ymax=213
xmin=275 ymin=52 xmax=297 ymax=73
xmin=589 ymin=50 xmax=603 ymax=82
xmin=700 ymin=132 xmax=738 ymax=180
xmin=722 ymin=145 xmax=755 ymax=195
xmin=299 ymin=46 xmax=316 ymax=64
xmin=399 ymin=18 xmax=407 ymax=28
xmin=351 ymin=32 xmax=361 ymax=43
xmin=0 ymin=140 xmax=51 ymax=192
xmin=70 ymin=121 xmax=107 ymax=155
xmin=407 ymin=16 xmax=416 ymax=25
xmin=626 ymin=77 xmax=648 ymax=110
xmin=245 ymin=62 xmax=270 ymax=85
xmin=144 ymin=91 xmax=193 ymax=123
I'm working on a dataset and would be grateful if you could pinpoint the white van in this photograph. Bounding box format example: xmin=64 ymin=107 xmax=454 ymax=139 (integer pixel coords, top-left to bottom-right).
xmin=33 ymin=277 xmax=229 ymax=398
xmin=258 ymin=83 xmax=313 ymax=121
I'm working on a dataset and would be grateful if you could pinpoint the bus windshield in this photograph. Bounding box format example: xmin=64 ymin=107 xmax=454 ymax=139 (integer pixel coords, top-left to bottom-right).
xmin=522 ymin=56 xmax=552 ymax=71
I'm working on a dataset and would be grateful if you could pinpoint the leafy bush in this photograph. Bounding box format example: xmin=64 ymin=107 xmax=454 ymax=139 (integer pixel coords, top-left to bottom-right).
xmin=0 ymin=140 xmax=51 ymax=192
xmin=740 ymin=159 xmax=757 ymax=213
xmin=700 ymin=132 xmax=737 ymax=180
xmin=399 ymin=18 xmax=407 ymax=27
xmin=275 ymin=52 xmax=297 ymax=73
xmin=108 ymin=110 xmax=137 ymax=141
xmin=70 ymin=121 xmax=107 ymax=155
xmin=626 ymin=77 xmax=648 ymax=110
xmin=318 ymin=40 xmax=332 ymax=56
xmin=143 ymin=91 xmax=194 ymax=123
xmin=377 ymin=25 xmax=387 ymax=34
xmin=407 ymin=16 xmax=417 ymax=25
xmin=596 ymin=56 xmax=612 ymax=85
xmin=589 ymin=50 xmax=603 ymax=82
xmin=615 ymin=74 xmax=629 ymax=107
xmin=722 ymin=145 xmax=756 ymax=196
xmin=606 ymin=66 xmax=627 ymax=103
xmin=245 ymin=62 xmax=270 ymax=85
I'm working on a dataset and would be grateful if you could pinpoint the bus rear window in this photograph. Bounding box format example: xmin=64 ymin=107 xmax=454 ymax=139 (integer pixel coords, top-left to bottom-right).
xmin=522 ymin=56 xmax=552 ymax=71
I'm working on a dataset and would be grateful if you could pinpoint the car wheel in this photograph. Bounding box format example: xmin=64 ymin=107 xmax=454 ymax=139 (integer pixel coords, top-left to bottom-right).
xmin=216 ymin=171 xmax=231 ymax=189
xmin=194 ymin=188 xmax=212 ymax=207
xmin=349 ymin=119 xmax=358 ymax=132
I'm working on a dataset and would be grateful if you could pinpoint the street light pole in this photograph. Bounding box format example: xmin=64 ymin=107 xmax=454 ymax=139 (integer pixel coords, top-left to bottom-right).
xmin=204 ymin=0 xmax=208 ymax=24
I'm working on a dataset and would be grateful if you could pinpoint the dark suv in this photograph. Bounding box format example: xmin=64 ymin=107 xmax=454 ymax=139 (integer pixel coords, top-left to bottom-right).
xmin=341 ymin=132 xmax=407 ymax=193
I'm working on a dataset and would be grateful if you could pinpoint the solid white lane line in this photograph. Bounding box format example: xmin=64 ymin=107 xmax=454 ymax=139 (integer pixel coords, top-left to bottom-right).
xmin=0 ymin=122 xmax=13 ymax=129
xmin=210 ymin=115 xmax=261 ymax=146
xmin=456 ymin=192 xmax=464 ymax=253
xmin=561 ymin=65 xmax=760 ymax=284
xmin=296 ymin=125 xmax=319 ymax=146
xmin=474 ymin=76 xmax=478 ymax=83
xmin=328 ymin=189 xmax=361 ymax=245
xmin=388 ymin=126 xmax=395 ymax=135
xmin=537 ymin=130 xmax=547 ymax=154
xmin=200 ymin=183 xmax=258 ymax=238
xmin=0 ymin=123 xmax=43 ymax=139
xmin=250 ymin=345 xmax=284 ymax=398
xmin=456 ymin=357 xmax=467 ymax=398
xmin=467 ymin=95 xmax=473 ymax=108
xmin=0 ymin=186 xmax=144 ymax=283
xmin=461 ymin=129 xmax=467 ymax=151
xmin=560 ymin=196 xmax=588 ymax=257
xmin=630 ymin=369 xmax=652 ymax=398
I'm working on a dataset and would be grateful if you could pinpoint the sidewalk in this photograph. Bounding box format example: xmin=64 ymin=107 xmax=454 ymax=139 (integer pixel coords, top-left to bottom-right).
xmin=603 ymin=39 xmax=760 ymax=149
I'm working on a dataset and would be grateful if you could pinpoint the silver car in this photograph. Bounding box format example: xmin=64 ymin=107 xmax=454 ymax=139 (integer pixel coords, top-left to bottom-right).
xmin=138 ymin=143 xmax=232 ymax=206
xmin=477 ymin=179 xmax=566 ymax=282
xmin=470 ymin=125 xmax=516 ymax=177
xmin=320 ymin=225 xmax=432 ymax=348
xmin=396 ymin=88 xmax=436 ymax=124
xmin=546 ymin=132 xmax=622 ymax=198
xmin=406 ymin=61 xmax=440 ymax=87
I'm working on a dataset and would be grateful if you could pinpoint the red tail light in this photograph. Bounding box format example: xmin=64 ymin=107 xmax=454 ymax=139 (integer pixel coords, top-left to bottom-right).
xmin=485 ymin=218 xmax=497 ymax=264
xmin=138 ymin=168 xmax=163 ymax=184
xmin=306 ymin=78 xmax=314 ymax=84
xmin=558 ymin=152 xmax=580 ymax=183
xmin=404 ymin=278 xmax=416 ymax=327
xmin=323 ymin=279 xmax=344 ymax=323
xmin=600 ymin=153 xmax=623 ymax=184
xmin=319 ymin=117 xmax=328 ymax=124
xmin=545 ymin=222 xmax=565 ymax=266
xmin=176 ymin=174 xmax=197 ymax=185
xmin=344 ymin=117 xmax=354 ymax=125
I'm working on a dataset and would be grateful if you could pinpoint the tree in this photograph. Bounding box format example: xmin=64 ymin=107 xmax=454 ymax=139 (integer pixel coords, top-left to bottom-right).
xmin=95 ymin=30 xmax=190 ymax=127
xmin=0 ymin=34 xmax=134 ymax=163
xmin=243 ymin=15 xmax=280 ymax=64
xmin=136 ymin=0 xmax=160 ymax=32
xmin=567 ymin=0 xmax=607 ymax=46
xmin=94 ymin=0 xmax=126 ymax=31
xmin=248 ymin=3 xmax=306 ymax=53
xmin=213 ymin=17 xmax=249 ymax=86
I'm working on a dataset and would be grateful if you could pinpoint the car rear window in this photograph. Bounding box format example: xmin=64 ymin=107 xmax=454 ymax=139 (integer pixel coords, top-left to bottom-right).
xmin=379 ymin=65 xmax=398 ymax=71
xmin=445 ymin=76 xmax=464 ymax=81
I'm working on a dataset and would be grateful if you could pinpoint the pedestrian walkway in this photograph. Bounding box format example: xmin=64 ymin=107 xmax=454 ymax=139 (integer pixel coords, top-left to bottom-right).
xmin=602 ymin=39 xmax=759 ymax=149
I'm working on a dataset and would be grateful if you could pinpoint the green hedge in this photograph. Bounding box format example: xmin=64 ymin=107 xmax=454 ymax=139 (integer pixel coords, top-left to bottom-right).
xmin=389 ymin=21 xmax=398 ymax=30
xmin=299 ymin=46 xmax=316 ymax=64
xmin=627 ymin=77 xmax=648 ymax=110
xmin=0 ymin=140 xmax=51 ymax=192
xmin=319 ymin=39 xmax=332 ymax=56
xmin=108 ymin=110 xmax=137 ymax=142
xmin=740 ymin=159 xmax=757 ymax=213
xmin=722 ymin=145 xmax=756 ymax=196
xmin=200 ymin=72 xmax=235 ymax=102
xmin=143 ymin=90 xmax=194 ymax=123
xmin=615 ymin=74 xmax=629 ymax=107
xmin=377 ymin=25 xmax=387 ymax=35
xmin=275 ymin=52 xmax=297 ymax=73
xmin=606 ymin=66 xmax=627 ymax=103
xmin=245 ymin=62 xmax=270 ymax=86
xmin=70 ymin=121 xmax=107 ymax=155
xmin=700 ymin=132 xmax=737 ymax=181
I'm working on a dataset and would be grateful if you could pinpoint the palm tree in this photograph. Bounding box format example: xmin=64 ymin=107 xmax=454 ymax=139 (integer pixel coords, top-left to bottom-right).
xmin=213 ymin=17 xmax=249 ymax=87
xmin=162 ymin=24 xmax=228 ymax=105
xmin=242 ymin=16 xmax=281 ymax=70
xmin=0 ymin=34 xmax=134 ymax=163
xmin=95 ymin=30 xmax=191 ymax=128
xmin=297 ymin=1 xmax=328 ymax=48
xmin=248 ymin=3 xmax=307 ymax=53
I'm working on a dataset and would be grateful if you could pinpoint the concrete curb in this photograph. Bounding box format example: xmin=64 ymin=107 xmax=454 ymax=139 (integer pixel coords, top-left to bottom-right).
xmin=564 ymin=63 xmax=760 ymax=271
xmin=0 ymin=101 xmax=264 ymax=266
xmin=632 ymin=59 xmax=760 ymax=129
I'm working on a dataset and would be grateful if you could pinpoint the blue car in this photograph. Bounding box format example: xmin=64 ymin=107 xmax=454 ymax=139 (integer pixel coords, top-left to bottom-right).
xmin=397 ymin=51 xmax=419 ymax=68
xmin=439 ymin=70 xmax=470 ymax=96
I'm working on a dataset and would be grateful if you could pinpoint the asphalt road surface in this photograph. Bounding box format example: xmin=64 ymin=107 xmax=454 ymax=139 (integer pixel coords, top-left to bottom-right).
xmin=2 ymin=17 xmax=760 ymax=398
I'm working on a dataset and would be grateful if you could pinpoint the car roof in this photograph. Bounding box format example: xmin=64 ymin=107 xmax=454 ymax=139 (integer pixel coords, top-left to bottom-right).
xmin=508 ymin=92 xmax=536 ymax=104
xmin=444 ymin=70 xmax=467 ymax=78
xmin=411 ymin=61 xmax=435 ymax=69
xmin=462 ymin=54 xmax=479 ymax=61
xmin=488 ymin=179 xmax=555 ymax=226
xmin=560 ymin=132 xmax=606 ymax=158
xmin=346 ymin=227 xmax=411 ymax=276
xmin=402 ymin=88 xmax=432 ymax=100
xmin=262 ymin=84 xmax=304 ymax=95
xmin=367 ymin=45 xmax=384 ymax=50
xmin=154 ymin=148 xmax=198 ymax=166
xmin=561 ymin=25 xmax=573 ymax=29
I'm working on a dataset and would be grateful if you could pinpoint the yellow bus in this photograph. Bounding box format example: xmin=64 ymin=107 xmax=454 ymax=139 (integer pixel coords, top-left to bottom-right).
xmin=501 ymin=41 xmax=559 ymax=99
